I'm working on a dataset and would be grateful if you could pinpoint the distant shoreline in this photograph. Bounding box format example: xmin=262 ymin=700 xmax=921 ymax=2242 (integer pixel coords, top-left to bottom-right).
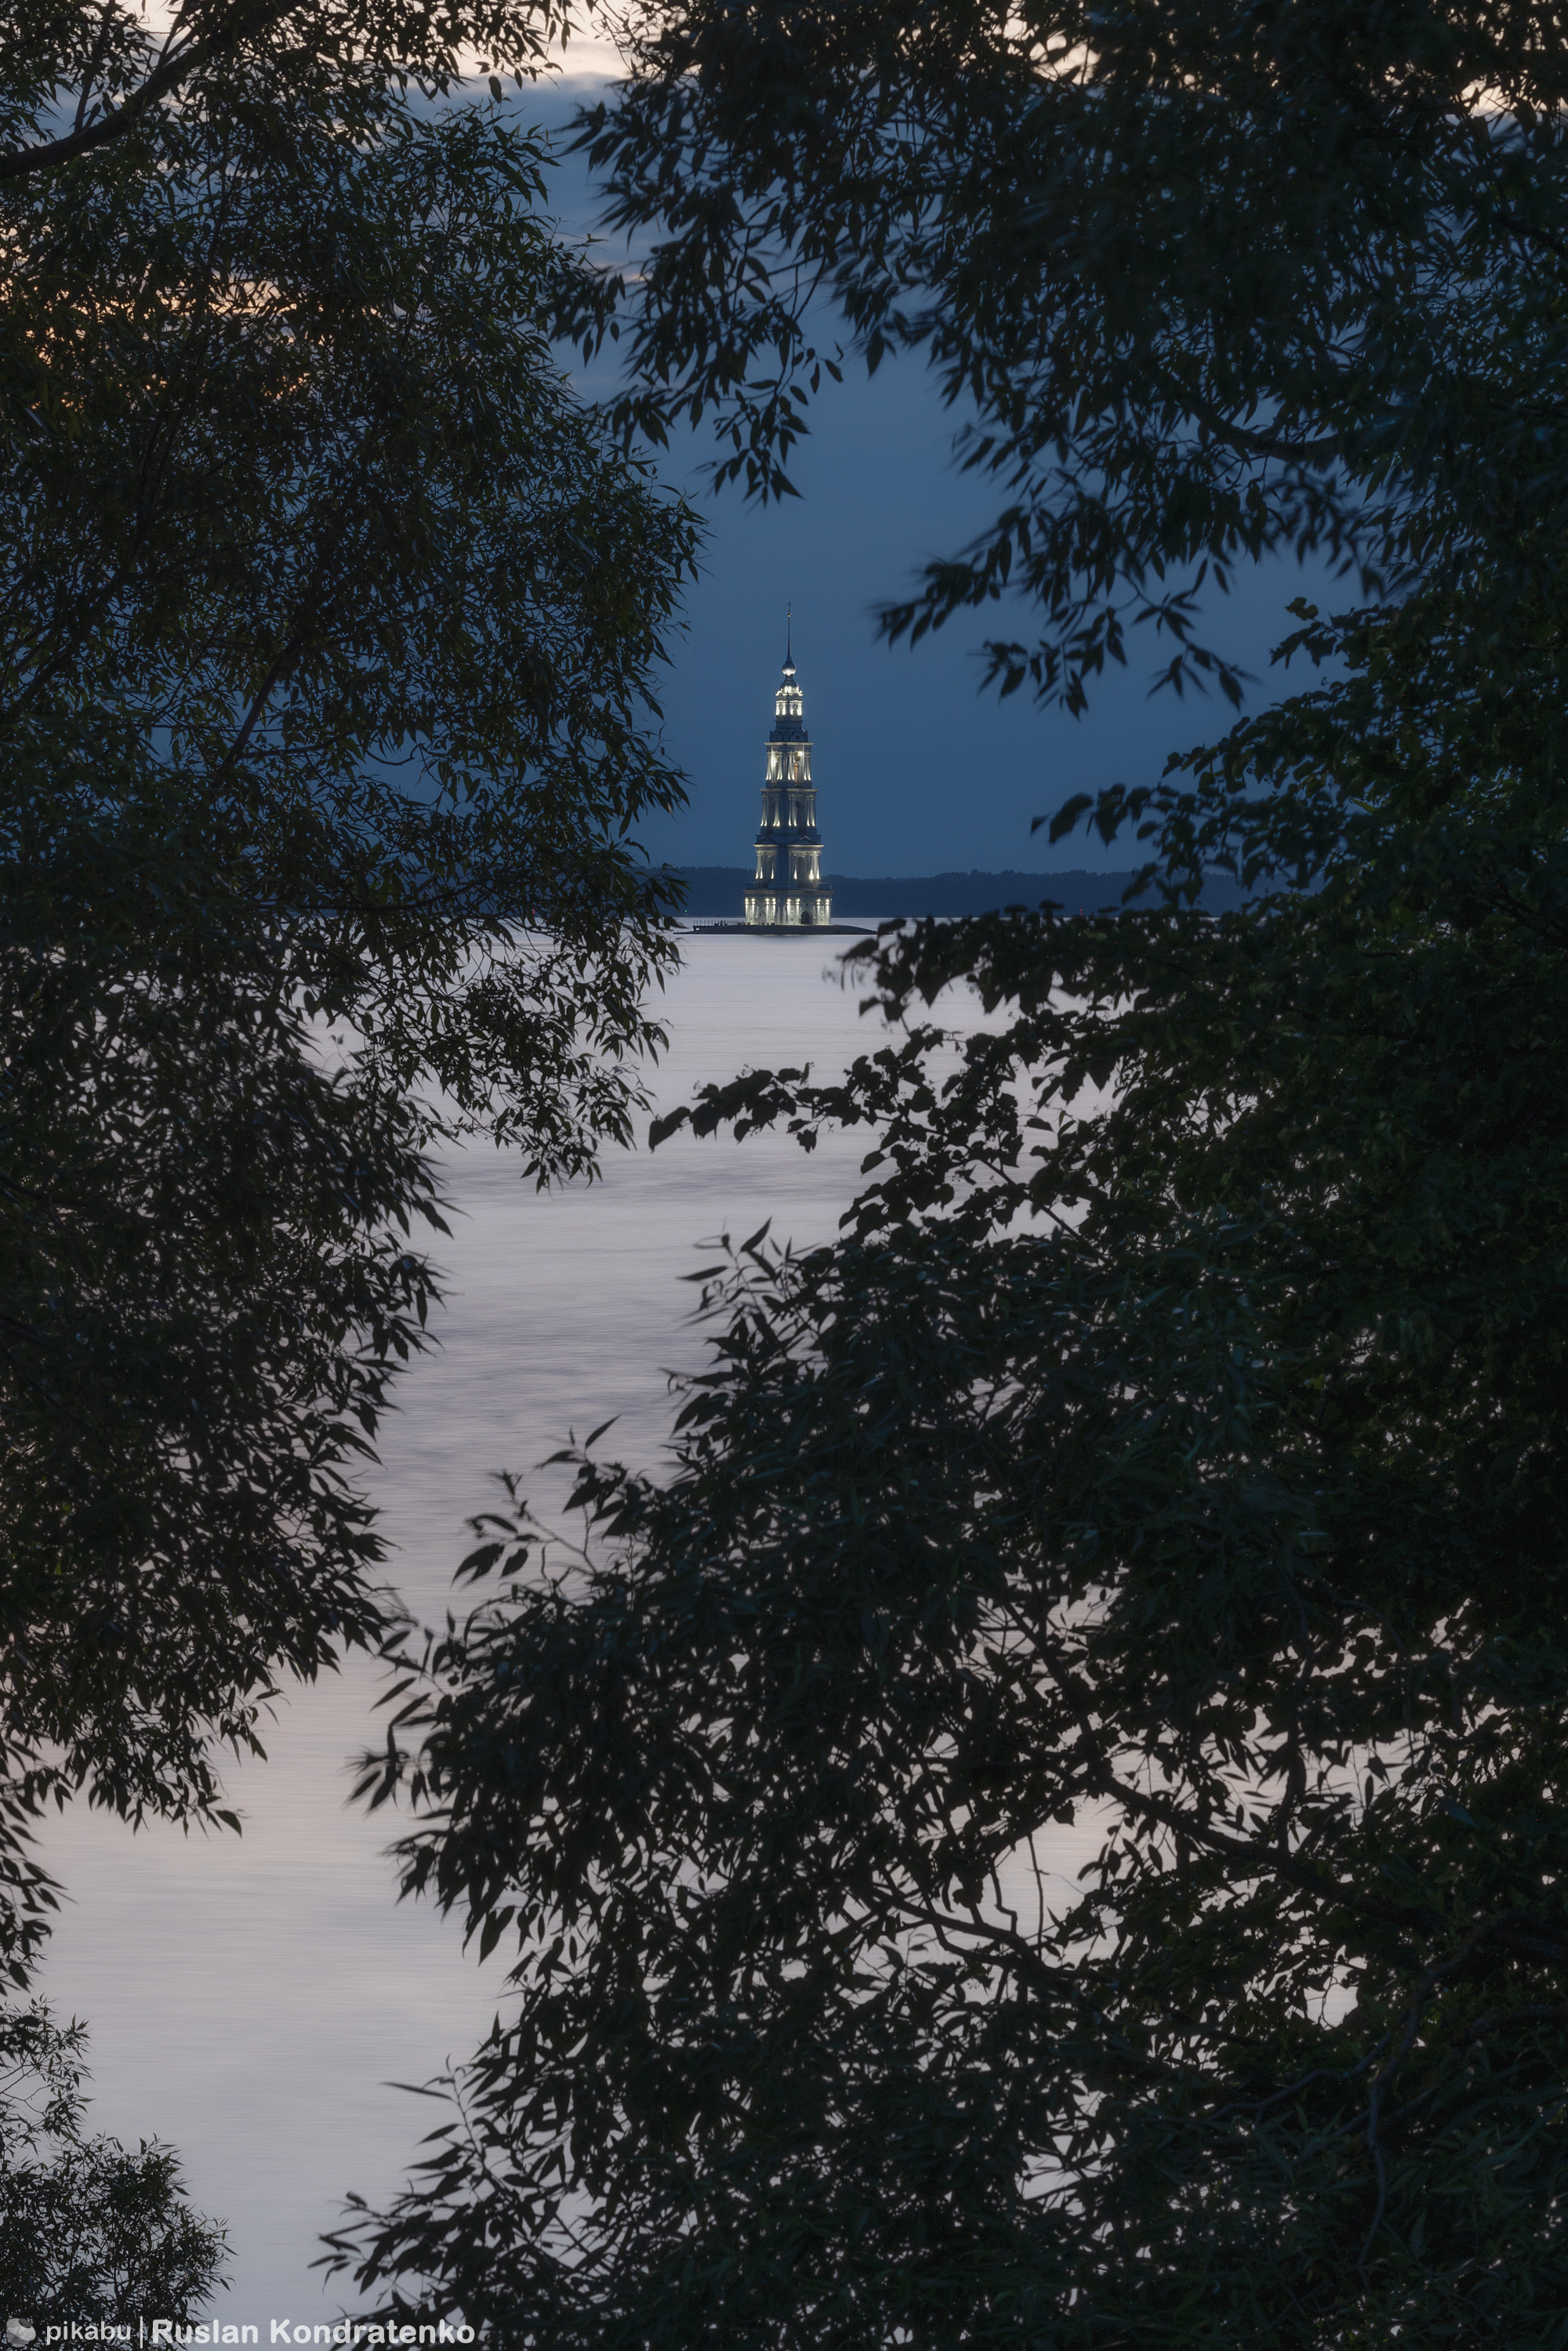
xmin=665 ymin=866 xmax=1251 ymax=920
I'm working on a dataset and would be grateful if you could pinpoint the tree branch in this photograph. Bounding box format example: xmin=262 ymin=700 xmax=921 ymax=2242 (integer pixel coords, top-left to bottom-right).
xmin=1030 ymin=1628 xmax=1442 ymax=1931
xmin=0 ymin=0 xmax=295 ymax=184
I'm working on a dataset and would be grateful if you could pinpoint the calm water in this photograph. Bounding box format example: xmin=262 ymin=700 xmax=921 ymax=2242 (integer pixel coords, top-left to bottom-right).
xmin=38 ymin=934 xmax=1099 ymax=2320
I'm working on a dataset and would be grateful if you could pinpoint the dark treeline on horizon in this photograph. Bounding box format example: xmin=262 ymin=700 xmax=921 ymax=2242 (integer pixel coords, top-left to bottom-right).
xmin=669 ymin=865 xmax=1253 ymax=919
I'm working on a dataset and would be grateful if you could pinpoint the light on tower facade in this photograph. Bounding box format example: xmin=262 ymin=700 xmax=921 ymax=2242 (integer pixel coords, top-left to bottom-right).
xmin=743 ymin=622 xmax=832 ymax=927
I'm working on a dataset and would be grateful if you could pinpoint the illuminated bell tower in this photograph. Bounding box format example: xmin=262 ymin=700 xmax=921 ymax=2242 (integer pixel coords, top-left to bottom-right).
xmin=743 ymin=621 xmax=832 ymax=927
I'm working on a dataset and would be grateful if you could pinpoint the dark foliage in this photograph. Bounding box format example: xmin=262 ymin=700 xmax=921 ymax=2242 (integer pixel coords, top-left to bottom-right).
xmin=0 ymin=0 xmax=699 ymax=1968
xmin=331 ymin=623 xmax=1568 ymax=2339
xmin=561 ymin=0 xmax=1568 ymax=710
xmin=322 ymin=0 xmax=1568 ymax=2338
xmin=0 ymin=2003 xmax=228 ymax=2318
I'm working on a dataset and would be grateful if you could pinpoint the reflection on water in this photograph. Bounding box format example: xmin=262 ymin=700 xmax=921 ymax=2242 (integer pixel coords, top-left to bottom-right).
xmin=38 ymin=934 xmax=1100 ymax=2315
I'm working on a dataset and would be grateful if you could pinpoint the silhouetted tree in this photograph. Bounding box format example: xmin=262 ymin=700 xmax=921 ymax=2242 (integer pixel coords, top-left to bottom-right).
xmin=0 ymin=7 xmax=697 ymax=1966
xmin=325 ymin=0 xmax=1568 ymax=2340
xmin=0 ymin=2004 xmax=227 ymax=2319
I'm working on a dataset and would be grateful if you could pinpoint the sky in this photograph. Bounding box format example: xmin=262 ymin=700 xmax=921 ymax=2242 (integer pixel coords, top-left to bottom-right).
xmin=512 ymin=69 xmax=1342 ymax=879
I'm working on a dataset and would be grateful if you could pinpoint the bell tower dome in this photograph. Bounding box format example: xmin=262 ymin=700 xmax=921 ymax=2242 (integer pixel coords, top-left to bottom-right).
xmin=743 ymin=618 xmax=832 ymax=927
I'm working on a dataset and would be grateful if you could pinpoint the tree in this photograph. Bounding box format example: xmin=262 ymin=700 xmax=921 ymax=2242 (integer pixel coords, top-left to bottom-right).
xmin=0 ymin=3 xmax=699 ymax=1970
xmin=329 ymin=635 xmax=1568 ymax=2344
xmin=317 ymin=1 xmax=1568 ymax=2341
xmin=0 ymin=2001 xmax=228 ymax=2318
xmin=559 ymin=0 xmax=1568 ymax=709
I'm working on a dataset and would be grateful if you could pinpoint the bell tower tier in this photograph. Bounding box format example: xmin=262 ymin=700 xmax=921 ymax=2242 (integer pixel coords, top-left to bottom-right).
xmin=743 ymin=626 xmax=833 ymax=927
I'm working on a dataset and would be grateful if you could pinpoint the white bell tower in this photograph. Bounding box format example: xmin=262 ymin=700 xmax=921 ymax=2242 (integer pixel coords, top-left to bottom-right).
xmin=743 ymin=616 xmax=832 ymax=927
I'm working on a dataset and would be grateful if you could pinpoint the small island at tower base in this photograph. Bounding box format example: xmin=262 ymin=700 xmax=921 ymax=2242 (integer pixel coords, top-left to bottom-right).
xmin=697 ymin=916 xmax=879 ymax=936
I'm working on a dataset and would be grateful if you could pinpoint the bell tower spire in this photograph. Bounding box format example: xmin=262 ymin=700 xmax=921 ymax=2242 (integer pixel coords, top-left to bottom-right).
xmin=743 ymin=623 xmax=832 ymax=927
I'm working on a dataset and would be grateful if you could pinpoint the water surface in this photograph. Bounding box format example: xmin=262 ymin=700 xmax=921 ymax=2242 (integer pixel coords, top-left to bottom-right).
xmin=38 ymin=934 xmax=1098 ymax=2317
